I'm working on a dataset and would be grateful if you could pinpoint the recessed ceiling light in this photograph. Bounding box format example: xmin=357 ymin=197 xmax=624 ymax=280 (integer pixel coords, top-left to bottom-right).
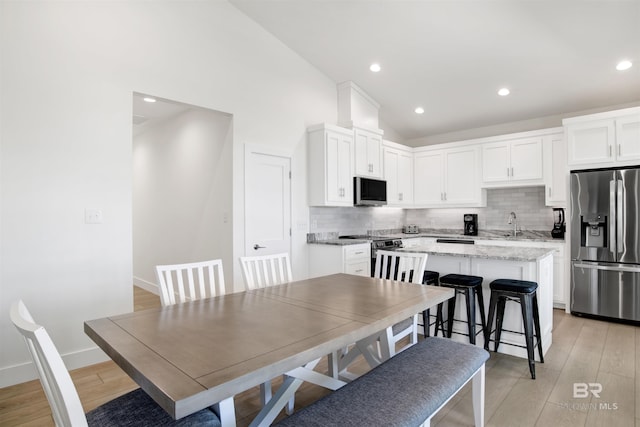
xmin=143 ymin=97 xmax=156 ymax=103
xmin=369 ymin=63 xmax=381 ymax=73
xmin=414 ymin=107 xmax=425 ymax=114
xmin=616 ymin=60 xmax=632 ymax=71
xmin=498 ymin=88 xmax=510 ymax=96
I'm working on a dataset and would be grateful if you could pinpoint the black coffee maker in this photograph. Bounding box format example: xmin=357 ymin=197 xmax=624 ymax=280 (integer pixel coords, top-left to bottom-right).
xmin=551 ymin=208 xmax=565 ymax=238
xmin=464 ymin=214 xmax=478 ymax=236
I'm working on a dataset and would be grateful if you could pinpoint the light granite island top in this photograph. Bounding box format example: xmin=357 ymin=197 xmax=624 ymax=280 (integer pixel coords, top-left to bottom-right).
xmin=396 ymin=242 xmax=556 ymax=261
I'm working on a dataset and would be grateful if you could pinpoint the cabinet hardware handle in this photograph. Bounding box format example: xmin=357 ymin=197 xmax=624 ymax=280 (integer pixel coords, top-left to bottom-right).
xmin=355 ymin=269 xmax=363 ymax=273
xmin=507 ymin=167 xmax=510 ymax=177
xmin=609 ymin=145 xmax=612 ymax=157
xmin=548 ymin=187 xmax=551 ymax=197
xmin=618 ymin=144 xmax=621 ymax=157
xmin=511 ymin=167 xmax=514 ymax=177
xmin=444 ymin=192 xmax=447 ymax=201
xmin=354 ymin=251 xmax=364 ymax=255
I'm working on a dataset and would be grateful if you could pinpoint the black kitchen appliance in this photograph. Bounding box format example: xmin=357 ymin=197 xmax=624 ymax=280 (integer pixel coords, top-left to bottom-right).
xmin=551 ymin=208 xmax=565 ymax=239
xmin=463 ymin=214 xmax=478 ymax=236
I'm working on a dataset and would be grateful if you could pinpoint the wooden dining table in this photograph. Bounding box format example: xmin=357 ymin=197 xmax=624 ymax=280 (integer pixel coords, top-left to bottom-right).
xmin=84 ymin=273 xmax=453 ymax=426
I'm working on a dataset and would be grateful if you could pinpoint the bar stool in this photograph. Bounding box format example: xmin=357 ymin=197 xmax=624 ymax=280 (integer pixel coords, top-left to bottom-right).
xmin=421 ymin=271 xmax=445 ymax=338
xmin=484 ymin=278 xmax=544 ymax=379
xmin=439 ymin=274 xmax=486 ymax=345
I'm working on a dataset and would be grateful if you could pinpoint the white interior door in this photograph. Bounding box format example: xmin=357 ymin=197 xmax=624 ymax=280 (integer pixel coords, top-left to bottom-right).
xmin=245 ymin=147 xmax=291 ymax=257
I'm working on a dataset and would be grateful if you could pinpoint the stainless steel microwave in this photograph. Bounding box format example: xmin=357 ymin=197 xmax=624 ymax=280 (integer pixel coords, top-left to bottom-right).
xmin=354 ymin=176 xmax=387 ymax=206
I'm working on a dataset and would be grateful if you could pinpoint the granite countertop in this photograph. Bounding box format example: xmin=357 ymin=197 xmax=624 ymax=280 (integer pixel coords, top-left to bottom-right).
xmin=379 ymin=228 xmax=562 ymax=242
xmin=397 ymin=242 xmax=556 ymax=262
xmin=307 ymin=228 xmax=564 ymax=245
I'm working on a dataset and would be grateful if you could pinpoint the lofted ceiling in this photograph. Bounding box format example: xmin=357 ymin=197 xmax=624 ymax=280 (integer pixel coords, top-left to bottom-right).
xmin=230 ymin=0 xmax=640 ymax=142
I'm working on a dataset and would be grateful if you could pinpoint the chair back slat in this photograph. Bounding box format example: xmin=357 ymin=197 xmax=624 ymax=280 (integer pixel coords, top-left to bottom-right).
xmin=240 ymin=253 xmax=293 ymax=290
xmin=10 ymin=301 xmax=89 ymax=427
xmin=374 ymin=250 xmax=428 ymax=284
xmin=155 ymin=259 xmax=226 ymax=306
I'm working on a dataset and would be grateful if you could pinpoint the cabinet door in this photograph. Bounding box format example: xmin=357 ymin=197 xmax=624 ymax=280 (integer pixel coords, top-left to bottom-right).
xmin=383 ymin=148 xmax=401 ymax=205
xmin=397 ymin=151 xmax=414 ymax=205
xmin=482 ymin=142 xmax=510 ymax=182
xmin=510 ymin=138 xmax=543 ymax=181
xmin=326 ymin=131 xmax=353 ymax=205
xmin=445 ymin=148 xmax=478 ymax=204
xmin=545 ymin=134 xmax=567 ymax=206
xmin=354 ymin=129 xmax=382 ymax=178
xmin=414 ymin=151 xmax=444 ymax=205
xmin=567 ymin=119 xmax=615 ymax=166
xmin=616 ymin=115 xmax=640 ymax=162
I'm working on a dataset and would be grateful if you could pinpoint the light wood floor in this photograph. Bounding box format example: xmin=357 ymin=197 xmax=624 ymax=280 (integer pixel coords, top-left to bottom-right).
xmin=1 ymin=286 xmax=638 ymax=426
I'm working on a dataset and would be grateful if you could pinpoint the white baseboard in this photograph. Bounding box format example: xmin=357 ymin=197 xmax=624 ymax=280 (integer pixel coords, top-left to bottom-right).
xmin=0 ymin=346 xmax=110 ymax=388
xmin=133 ymin=276 xmax=160 ymax=295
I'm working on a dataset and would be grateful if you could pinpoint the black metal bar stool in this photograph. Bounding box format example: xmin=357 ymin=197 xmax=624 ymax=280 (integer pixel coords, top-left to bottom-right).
xmin=484 ymin=278 xmax=544 ymax=379
xmin=439 ymin=274 xmax=486 ymax=345
xmin=421 ymin=270 xmax=445 ymax=338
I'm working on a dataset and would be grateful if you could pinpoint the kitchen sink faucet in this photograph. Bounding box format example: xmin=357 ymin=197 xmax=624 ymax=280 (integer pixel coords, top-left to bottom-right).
xmin=508 ymin=212 xmax=520 ymax=236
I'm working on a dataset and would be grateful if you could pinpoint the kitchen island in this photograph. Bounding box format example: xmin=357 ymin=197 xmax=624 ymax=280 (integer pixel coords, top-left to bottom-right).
xmin=397 ymin=242 xmax=555 ymax=360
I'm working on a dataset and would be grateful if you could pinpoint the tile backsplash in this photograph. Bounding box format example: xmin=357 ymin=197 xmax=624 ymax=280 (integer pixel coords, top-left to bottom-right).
xmin=310 ymin=186 xmax=556 ymax=234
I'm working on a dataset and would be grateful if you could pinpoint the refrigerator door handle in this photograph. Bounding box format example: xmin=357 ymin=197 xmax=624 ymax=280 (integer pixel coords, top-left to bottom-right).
xmin=609 ymin=180 xmax=616 ymax=255
xmin=573 ymin=262 xmax=640 ymax=273
xmin=617 ymin=180 xmax=625 ymax=254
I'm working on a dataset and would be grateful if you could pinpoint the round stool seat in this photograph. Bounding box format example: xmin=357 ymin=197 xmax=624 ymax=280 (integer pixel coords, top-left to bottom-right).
xmin=490 ymin=279 xmax=538 ymax=293
xmin=440 ymin=274 xmax=483 ymax=288
xmin=423 ymin=270 xmax=439 ymax=285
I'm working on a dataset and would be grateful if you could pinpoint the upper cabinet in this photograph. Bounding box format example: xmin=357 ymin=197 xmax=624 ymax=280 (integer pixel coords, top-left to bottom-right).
xmin=482 ymin=137 xmax=544 ymax=186
xmin=544 ymin=132 xmax=567 ymax=207
xmin=414 ymin=145 xmax=486 ymax=207
xmin=565 ymin=107 xmax=640 ymax=169
xmin=383 ymin=140 xmax=414 ymax=206
xmin=308 ymin=124 xmax=354 ymax=207
xmin=354 ymin=127 xmax=383 ymax=178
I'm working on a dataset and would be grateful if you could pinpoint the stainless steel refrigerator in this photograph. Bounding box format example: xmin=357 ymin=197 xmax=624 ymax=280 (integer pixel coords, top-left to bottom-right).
xmin=570 ymin=167 xmax=640 ymax=323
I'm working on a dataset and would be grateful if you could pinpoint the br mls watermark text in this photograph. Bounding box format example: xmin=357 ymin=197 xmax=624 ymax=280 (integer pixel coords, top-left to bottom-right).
xmin=560 ymin=383 xmax=619 ymax=411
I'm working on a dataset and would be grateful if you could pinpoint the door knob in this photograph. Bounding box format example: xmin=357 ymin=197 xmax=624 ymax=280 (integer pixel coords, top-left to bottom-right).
xmin=253 ymin=244 xmax=266 ymax=250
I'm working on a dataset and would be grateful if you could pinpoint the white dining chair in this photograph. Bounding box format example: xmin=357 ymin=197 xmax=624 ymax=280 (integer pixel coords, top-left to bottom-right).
xmin=9 ymin=300 xmax=225 ymax=427
xmin=155 ymin=259 xmax=225 ymax=306
xmin=240 ymin=252 xmax=293 ymax=290
xmin=239 ymin=252 xmax=295 ymax=412
xmin=374 ymin=249 xmax=428 ymax=358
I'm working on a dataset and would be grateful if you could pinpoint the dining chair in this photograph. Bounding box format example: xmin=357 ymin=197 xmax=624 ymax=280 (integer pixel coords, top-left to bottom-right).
xmin=9 ymin=300 xmax=223 ymax=427
xmin=239 ymin=252 xmax=295 ymax=412
xmin=374 ymin=249 xmax=428 ymax=358
xmin=240 ymin=252 xmax=293 ymax=290
xmin=155 ymin=259 xmax=225 ymax=306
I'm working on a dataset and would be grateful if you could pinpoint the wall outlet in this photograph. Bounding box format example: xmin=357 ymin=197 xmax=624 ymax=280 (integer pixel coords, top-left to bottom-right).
xmin=85 ymin=208 xmax=103 ymax=224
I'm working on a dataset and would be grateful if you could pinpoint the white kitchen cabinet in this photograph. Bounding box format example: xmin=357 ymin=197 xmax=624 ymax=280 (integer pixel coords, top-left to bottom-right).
xmin=414 ymin=145 xmax=485 ymax=207
xmin=383 ymin=141 xmax=414 ymax=206
xmin=307 ymin=124 xmax=354 ymax=207
xmin=565 ymin=107 xmax=640 ymax=169
xmin=308 ymin=243 xmax=371 ymax=278
xmin=354 ymin=127 xmax=383 ymax=178
xmin=544 ymin=132 xmax=567 ymax=207
xmin=482 ymin=137 xmax=544 ymax=186
xmin=475 ymin=239 xmax=568 ymax=310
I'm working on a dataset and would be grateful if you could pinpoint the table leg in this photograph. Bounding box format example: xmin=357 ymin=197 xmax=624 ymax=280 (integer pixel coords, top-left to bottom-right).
xmin=213 ymin=396 xmax=236 ymax=427
xmin=249 ymin=358 xmax=346 ymax=426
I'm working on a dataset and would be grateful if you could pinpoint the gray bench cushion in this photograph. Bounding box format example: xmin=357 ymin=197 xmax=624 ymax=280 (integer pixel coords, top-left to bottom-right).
xmin=275 ymin=337 xmax=489 ymax=427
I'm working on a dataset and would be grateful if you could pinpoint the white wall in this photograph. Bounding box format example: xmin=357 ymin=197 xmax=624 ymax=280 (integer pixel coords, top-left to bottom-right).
xmin=132 ymin=108 xmax=233 ymax=292
xmin=0 ymin=1 xmax=337 ymax=386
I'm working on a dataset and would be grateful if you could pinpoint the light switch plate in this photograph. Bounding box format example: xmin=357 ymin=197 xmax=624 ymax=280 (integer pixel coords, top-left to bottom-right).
xmin=85 ymin=208 xmax=103 ymax=224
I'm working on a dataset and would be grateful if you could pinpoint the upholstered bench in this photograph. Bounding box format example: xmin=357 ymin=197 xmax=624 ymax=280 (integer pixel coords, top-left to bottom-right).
xmin=275 ymin=337 xmax=489 ymax=427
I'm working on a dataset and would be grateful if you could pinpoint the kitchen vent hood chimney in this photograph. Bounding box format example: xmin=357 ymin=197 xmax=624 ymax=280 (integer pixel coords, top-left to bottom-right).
xmin=337 ymin=81 xmax=381 ymax=131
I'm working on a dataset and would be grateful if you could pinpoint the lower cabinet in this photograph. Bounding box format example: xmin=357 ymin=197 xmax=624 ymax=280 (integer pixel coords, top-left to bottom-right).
xmin=308 ymin=243 xmax=371 ymax=278
xmin=475 ymin=239 xmax=567 ymax=310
